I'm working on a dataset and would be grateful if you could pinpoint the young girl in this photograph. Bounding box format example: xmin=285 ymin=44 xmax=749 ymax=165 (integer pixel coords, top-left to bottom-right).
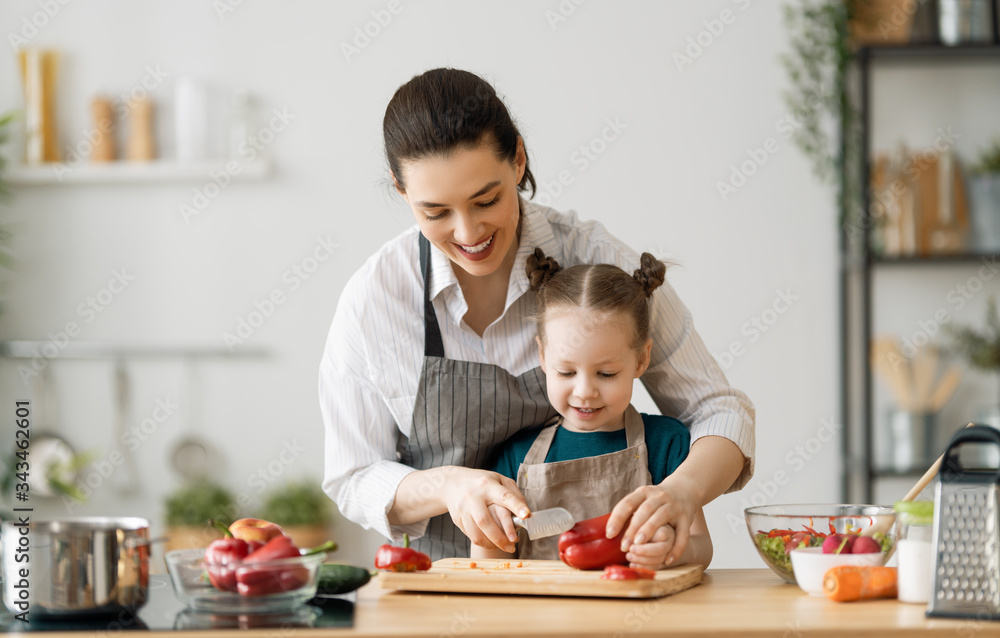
xmin=471 ymin=249 xmax=713 ymax=569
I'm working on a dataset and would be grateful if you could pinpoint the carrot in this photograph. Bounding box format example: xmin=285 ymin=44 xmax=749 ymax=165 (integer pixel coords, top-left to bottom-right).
xmin=468 ymin=561 xmax=477 ymax=569
xmin=823 ymin=566 xmax=897 ymax=602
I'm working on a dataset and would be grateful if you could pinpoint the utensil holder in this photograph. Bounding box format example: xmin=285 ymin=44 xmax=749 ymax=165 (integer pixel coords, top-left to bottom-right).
xmin=889 ymin=410 xmax=936 ymax=473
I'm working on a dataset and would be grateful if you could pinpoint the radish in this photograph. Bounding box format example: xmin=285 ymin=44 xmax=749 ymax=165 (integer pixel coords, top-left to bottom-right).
xmin=822 ymin=534 xmax=856 ymax=554
xmin=849 ymin=536 xmax=882 ymax=554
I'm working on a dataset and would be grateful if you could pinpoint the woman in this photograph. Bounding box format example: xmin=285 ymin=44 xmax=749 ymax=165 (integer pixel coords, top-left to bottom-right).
xmin=320 ymin=68 xmax=755 ymax=562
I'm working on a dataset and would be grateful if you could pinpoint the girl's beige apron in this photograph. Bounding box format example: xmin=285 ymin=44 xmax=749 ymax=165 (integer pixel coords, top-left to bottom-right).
xmin=398 ymin=235 xmax=558 ymax=561
xmin=515 ymin=404 xmax=652 ymax=559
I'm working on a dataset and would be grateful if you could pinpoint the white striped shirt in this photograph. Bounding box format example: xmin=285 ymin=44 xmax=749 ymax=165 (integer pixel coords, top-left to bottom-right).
xmin=320 ymin=202 xmax=755 ymax=541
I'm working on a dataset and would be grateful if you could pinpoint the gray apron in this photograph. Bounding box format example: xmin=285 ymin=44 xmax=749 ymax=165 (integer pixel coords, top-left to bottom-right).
xmin=515 ymin=404 xmax=652 ymax=560
xmin=398 ymin=234 xmax=558 ymax=561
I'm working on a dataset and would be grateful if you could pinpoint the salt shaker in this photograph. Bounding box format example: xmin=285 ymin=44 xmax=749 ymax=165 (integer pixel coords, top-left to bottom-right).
xmin=126 ymin=97 xmax=156 ymax=161
xmin=893 ymin=500 xmax=934 ymax=604
xmin=90 ymin=96 xmax=116 ymax=162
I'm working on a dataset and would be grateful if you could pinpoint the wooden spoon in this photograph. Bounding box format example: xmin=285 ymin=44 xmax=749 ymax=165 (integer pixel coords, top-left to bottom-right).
xmin=928 ymin=366 xmax=961 ymax=413
xmin=863 ymin=422 xmax=975 ymax=537
xmin=911 ymin=345 xmax=939 ymax=411
xmin=870 ymin=337 xmax=914 ymax=412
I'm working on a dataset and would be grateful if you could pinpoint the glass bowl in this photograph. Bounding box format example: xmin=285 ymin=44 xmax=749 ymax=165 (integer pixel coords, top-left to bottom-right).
xmin=165 ymin=548 xmax=325 ymax=614
xmin=744 ymin=504 xmax=896 ymax=584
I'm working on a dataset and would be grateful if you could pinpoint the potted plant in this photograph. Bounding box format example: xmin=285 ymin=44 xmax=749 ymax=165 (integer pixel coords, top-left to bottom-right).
xmin=260 ymin=479 xmax=334 ymax=549
xmin=967 ymin=138 xmax=1000 ymax=252
xmin=781 ymin=1 xmax=919 ymax=232
xmin=163 ymin=481 xmax=237 ymax=552
xmin=782 ymin=0 xmax=860 ymax=231
xmin=944 ymin=296 xmax=1000 ymax=424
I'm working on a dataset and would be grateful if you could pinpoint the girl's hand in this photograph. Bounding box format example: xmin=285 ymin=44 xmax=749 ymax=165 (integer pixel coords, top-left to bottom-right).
xmin=607 ymin=476 xmax=699 ymax=565
xmin=442 ymin=468 xmax=527 ymax=553
xmin=626 ymin=525 xmax=674 ymax=570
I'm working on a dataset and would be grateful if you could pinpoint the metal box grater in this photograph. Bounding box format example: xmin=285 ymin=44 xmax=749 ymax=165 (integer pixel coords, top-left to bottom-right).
xmin=928 ymin=425 xmax=1000 ymax=620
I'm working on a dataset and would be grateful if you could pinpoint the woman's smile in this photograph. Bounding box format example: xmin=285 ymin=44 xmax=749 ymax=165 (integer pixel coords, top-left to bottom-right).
xmin=455 ymin=231 xmax=495 ymax=259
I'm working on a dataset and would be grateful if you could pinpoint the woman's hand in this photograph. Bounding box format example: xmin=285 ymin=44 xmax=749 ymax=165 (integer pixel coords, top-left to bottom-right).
xmin=442 ymin=468 xmax=528 ymax=553
xmin=606 ymin=473 xmax=701 ymax=565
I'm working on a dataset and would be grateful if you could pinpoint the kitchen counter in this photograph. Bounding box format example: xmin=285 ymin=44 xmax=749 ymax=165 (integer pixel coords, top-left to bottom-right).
xmin=16 ymin=569 xmax=995 ymax=637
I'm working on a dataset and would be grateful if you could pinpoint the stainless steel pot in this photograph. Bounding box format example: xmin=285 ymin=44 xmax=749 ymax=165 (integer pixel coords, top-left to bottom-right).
xmin=1 ymin=516 xmax=151 ymax=618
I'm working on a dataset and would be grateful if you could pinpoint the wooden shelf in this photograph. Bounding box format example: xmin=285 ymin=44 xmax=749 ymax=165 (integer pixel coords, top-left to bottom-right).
xmin=0 ymin=340 xmax=268 ymax=360
xmin=5 ymin=158 xmax=270 ymax=185
xmin=860 ymin=42 xmax=1000 ymax=61
xmin=871 ymin=253 xmax=1000 ymax=265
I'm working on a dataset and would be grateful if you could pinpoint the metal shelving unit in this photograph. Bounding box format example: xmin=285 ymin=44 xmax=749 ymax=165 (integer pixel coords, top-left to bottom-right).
xmin=842 ymin=42 xmax=1000 ymax=504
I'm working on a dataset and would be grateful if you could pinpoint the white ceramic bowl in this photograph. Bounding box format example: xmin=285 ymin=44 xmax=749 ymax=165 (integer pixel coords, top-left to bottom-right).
xmin=789 ymin=547 xmax=884 ymax=596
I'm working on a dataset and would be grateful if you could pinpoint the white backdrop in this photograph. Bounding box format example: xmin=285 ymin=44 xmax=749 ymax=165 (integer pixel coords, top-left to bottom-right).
xmin=0 ymin=0 xmax=846 ymax=571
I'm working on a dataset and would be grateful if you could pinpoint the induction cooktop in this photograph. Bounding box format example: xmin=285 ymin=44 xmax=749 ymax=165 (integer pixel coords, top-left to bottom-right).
xmin=0 ymin=574 xmax=354 ymax=631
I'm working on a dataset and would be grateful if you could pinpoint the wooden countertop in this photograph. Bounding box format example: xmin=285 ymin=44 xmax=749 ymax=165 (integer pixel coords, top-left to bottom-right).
xmin=345 ymin=569 xmax=988 ymax=637
xmin=21 ymin=569 xmax=995 ymax=637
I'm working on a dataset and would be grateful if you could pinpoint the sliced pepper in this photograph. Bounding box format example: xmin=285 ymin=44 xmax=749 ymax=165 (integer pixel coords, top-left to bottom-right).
xmin=374 ymin=534 xmax=431 ymax=572
xmin=558 ymin=513 xmax=628 ymax=571
xmin=601 ymin=564 xmax=656 ymax=580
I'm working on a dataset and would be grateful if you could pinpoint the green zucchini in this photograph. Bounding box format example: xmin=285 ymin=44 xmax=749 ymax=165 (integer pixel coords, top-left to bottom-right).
xmin=314 ymin=563 xmax=372 ymax=596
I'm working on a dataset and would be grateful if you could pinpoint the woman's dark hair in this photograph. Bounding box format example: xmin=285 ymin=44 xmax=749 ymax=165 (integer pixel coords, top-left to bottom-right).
xmin=526 ymin=248 xmax=667 ymax=351
xmin=383 ymin=68 xmax=536 ymax=197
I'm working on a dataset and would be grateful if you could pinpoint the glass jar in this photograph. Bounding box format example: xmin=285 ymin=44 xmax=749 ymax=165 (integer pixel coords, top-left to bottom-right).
xmin=893 ymin=501 xmax=935 ymax=604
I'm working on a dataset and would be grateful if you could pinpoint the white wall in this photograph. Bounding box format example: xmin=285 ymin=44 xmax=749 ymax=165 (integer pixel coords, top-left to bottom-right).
xmin=0 ymin=0 xmax=843 ymax=572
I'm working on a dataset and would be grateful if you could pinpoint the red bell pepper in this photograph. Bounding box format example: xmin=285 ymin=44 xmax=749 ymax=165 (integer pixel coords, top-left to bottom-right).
xmin=204 ymin=521 xmax=264 ymax=592
xmin=234 ymin=537 xmax=338 ymax=597
xmin=600 ymin=564 xmax=656 ymax=580
xmin=235 ymin=534 xmax=305 ymax=596
xmin=558 ymin=513 xmax=628 ymax=570
xmin=205 ymin=537 xmax=252 ymax=591
xmin=374 ymin=534 xmax=432 ymax=572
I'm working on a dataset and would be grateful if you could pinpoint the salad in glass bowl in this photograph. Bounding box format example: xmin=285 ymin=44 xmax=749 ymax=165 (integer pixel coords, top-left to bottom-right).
xmin=744 ymin=504 xmax=896 ymax=584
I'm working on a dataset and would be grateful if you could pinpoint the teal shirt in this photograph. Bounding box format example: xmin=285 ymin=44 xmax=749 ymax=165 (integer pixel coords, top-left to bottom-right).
xmin=491 ymin=413 xmax=690 ymax=484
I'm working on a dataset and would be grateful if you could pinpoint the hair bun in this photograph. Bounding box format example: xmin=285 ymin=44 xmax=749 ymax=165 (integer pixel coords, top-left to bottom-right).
xmin=526 ymin=247 xmax=561 ymax=291
xmin=633 ymin=252 xmax=667 ymax=298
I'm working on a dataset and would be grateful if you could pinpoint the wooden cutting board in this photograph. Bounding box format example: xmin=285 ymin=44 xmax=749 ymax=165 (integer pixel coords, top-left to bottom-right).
xmin=378 ymin=557 xmax=703 ymax=599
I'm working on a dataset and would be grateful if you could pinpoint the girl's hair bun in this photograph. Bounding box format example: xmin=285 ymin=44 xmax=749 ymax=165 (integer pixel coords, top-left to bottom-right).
xmin=526 ymin=247 xmax=561 ymax=291
xmin=632 ymin=252 xmax=666 ymax=298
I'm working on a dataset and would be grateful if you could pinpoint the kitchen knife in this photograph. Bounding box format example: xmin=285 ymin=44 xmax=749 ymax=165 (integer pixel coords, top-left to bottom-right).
xmin=511 ymin=507 xmax=574 ymax=540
